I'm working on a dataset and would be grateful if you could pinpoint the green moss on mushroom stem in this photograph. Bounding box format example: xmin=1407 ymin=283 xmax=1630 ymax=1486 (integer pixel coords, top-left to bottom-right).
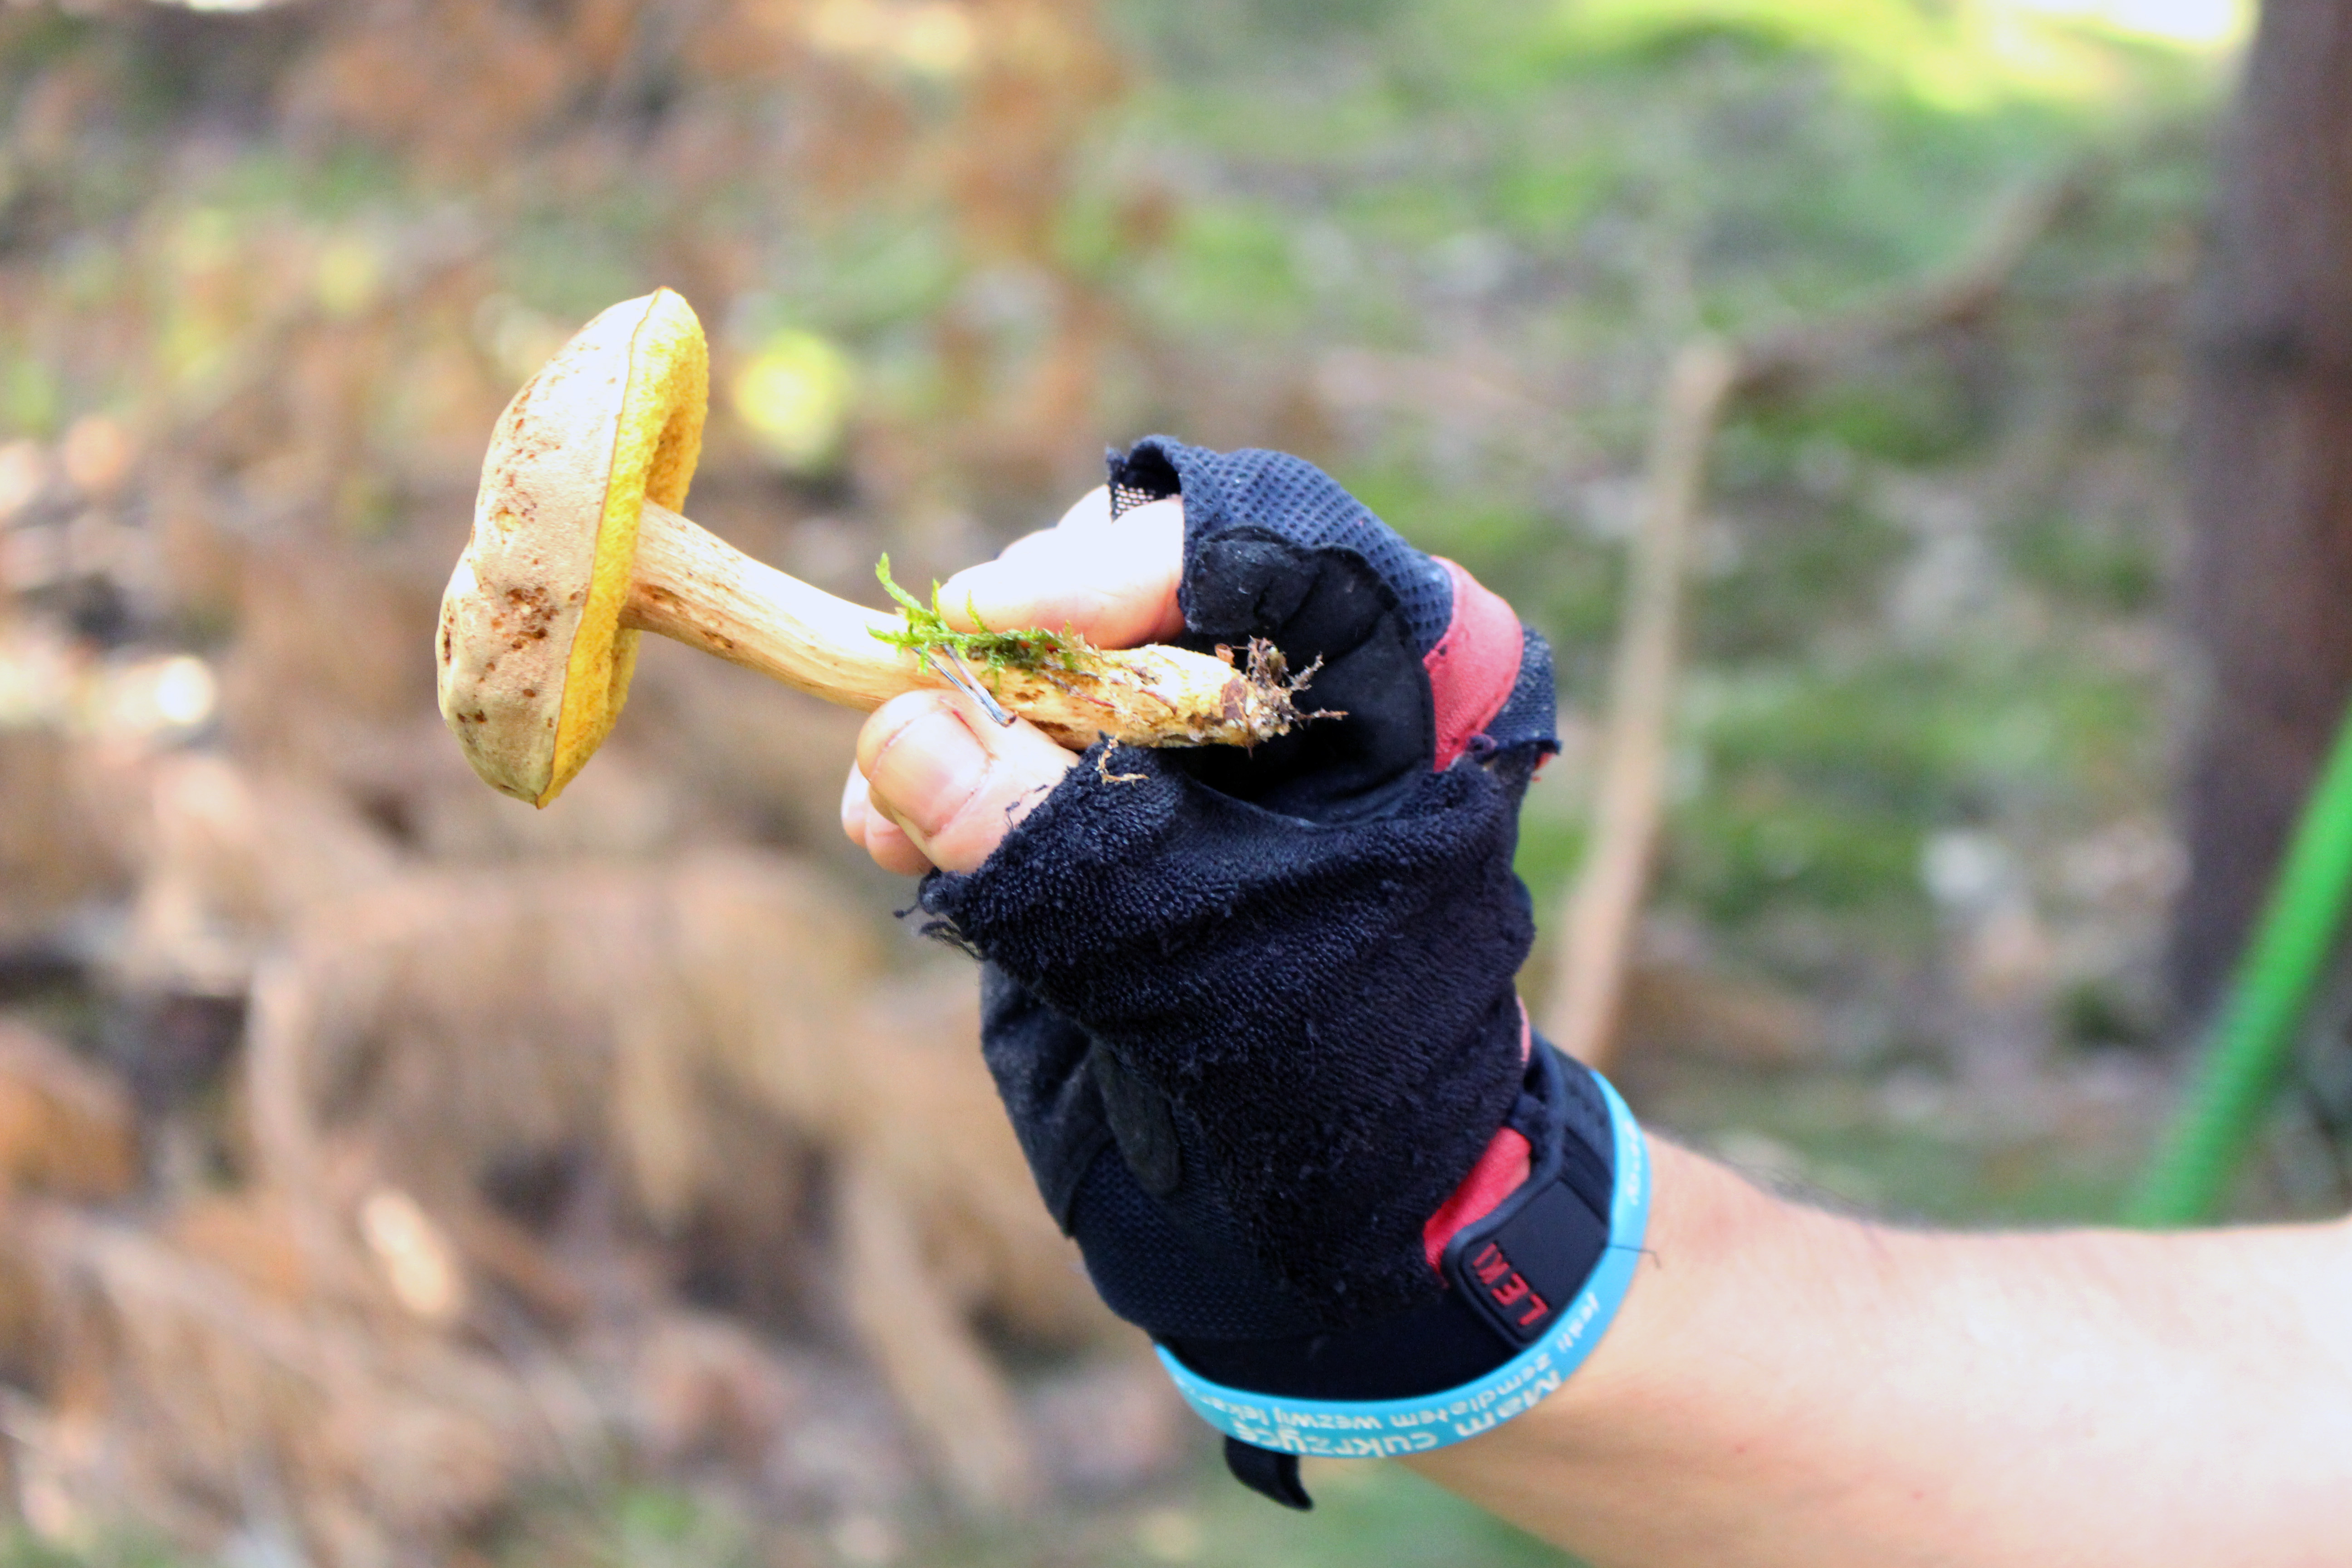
xmin=870 ymin=554 xmax=1097 ymax=677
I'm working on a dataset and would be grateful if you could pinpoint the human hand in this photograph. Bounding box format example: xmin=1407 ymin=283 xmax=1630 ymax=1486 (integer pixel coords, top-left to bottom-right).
xmin=845 ymin=439 xmax=1638 ymax=1510
xmin=838 ymin=486 xmax=1186 ymax=876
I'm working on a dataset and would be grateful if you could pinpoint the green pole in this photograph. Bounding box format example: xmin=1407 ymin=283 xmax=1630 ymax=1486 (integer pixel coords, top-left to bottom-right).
xmin=2128 ymin=700 xmax=2352 ymax=1225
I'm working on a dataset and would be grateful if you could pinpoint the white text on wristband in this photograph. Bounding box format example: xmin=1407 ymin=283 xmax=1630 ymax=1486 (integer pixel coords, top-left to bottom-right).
xmin=1155 ymin=1075 xmax=1650 ymax=1457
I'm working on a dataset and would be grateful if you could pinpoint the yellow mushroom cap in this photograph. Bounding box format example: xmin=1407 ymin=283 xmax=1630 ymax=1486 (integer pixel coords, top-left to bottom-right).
xmin=437 ymin=289 xmax=709 ymax=806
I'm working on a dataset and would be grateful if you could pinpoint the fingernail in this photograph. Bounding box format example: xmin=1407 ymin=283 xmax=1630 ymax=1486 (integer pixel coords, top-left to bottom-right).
xmin=867 ymin=707 xmax=988 ymax=839
xmin=840 ymin=767 xmax=870 ymax=843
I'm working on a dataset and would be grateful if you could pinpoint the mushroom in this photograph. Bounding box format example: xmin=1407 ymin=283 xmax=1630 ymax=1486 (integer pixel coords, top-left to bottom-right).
xmin=437 ymin=290 xmax=1300 ymax=806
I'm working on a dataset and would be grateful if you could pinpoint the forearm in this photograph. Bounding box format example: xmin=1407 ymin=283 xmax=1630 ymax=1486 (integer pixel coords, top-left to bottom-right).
xmin=1410 ymin=1138 xmax=2352 ymax=1568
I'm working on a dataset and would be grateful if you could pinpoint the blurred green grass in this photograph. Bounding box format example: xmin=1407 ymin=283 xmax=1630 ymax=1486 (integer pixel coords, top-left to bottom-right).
xmin=931 ymin=1460 xmax=1577 ymax=1568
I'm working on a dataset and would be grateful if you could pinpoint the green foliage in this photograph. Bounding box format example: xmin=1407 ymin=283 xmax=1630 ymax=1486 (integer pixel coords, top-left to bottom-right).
xmin=1112 ymin=0 xmax=2229 ymax=379
xmin=1666 ymin=1068 xmax=2143 ymax=1225
xmin=1735 ymin=380 xmax=1987 ymax=468
xmin=2058 ymin=974 xmax=2159 ymax=1049
xmin=1148 ymin=204 xmax=1317 ymax=336
xmin=492 ymin=1485 xmax=762 ymax=1568
xmin=1514 ymin=813 xmax=1592 ymax=923
xmin=1543 ymin=0 xmax=2225 ymax=111
xmin=0 ymin=1527 xmax=186 ymax=1568
xmin=2010 ymin=507 xmax=2163 ymax=613
xmin=931 ymin=1458 xmax=1578 ymax=1568
xmin=1173 ymin=1459 xmax=1577 ymax=1568
xmin=0 ymin=352 xmax=59 ymax=437
xmin=1675 ymin=785 xmax=1929 ymax=926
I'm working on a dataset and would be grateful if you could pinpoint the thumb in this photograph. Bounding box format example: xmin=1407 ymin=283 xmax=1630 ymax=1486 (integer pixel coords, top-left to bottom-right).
xmin=855 ymin=689 xmax=1080 ymax=874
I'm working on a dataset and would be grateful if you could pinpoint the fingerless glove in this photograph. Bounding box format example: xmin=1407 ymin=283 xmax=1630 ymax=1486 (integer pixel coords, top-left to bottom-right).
xmin=921 ymin=440 xmax=1649 ymax=1506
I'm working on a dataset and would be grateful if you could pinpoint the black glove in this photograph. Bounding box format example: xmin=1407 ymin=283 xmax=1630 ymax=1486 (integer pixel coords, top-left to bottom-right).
xmin=920 ymin=440 xmax=1649 ymax=1507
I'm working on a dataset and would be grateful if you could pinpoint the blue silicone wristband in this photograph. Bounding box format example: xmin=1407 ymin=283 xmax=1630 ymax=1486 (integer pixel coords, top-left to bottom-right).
xmin=1154 ymin=1073 xmax=1650 ymax=1458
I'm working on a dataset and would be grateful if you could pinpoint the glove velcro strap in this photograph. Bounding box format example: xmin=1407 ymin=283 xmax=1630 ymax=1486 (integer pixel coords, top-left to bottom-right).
xmin=1156 ymin=1069 xmax=1649 ymax=1461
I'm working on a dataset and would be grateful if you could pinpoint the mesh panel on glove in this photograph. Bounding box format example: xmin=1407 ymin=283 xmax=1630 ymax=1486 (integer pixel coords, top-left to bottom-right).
xmin=1111 ymin=438 xmax=1474 ymax=823
xmin=1108 ymin=440 xmax=1457 ymax=654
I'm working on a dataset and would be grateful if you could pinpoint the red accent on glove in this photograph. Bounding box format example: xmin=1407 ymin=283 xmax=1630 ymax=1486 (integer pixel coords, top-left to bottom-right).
xmin=1423 ymin=1127 xmax=1532 ymax=1271
xmin=1421 ymin=1002 xmax=1536 ymax=1270
xmin=1423 ymin=558 xmax=1525 ymax=772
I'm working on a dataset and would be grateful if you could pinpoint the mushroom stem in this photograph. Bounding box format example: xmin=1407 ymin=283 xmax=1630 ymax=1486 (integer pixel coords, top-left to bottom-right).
xmin=624 ymin=500 xmax=907 ymax=707
xmin=621 ymin=500 xmax=1301 ymax=752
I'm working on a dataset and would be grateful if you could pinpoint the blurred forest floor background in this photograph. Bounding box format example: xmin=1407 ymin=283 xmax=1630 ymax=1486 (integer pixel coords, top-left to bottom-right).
xmin=0 ymin=0 xmax=2284 ymax=1564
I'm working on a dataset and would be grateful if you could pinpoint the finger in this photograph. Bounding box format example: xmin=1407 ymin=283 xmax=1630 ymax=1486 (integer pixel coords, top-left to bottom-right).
xmin=990 ymin=486 xmax=1122 ymax=556
xmin=856 ymin=689 xmax=1079 ymax=874
xmin=842 ymin=764 xmax=937 ymax=875
xmin=935 ymin=494 xmax=1186 ymax=649
xmin=994 ymin=486 xmax=1118 ymax=562
xmin=862 ymin=806 xmax=936 ymax=876
xmin=1050 ymin=485 xmax=1119 ymax=533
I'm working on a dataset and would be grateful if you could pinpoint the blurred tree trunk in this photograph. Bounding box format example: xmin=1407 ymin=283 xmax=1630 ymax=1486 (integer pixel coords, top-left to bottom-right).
xmin=2173 ymin=0 xmax=2352 ymax=1019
